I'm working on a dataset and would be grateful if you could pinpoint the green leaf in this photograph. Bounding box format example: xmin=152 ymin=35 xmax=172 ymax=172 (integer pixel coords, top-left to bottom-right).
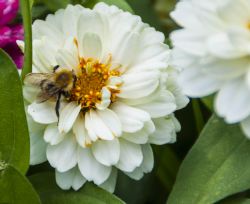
xmin=20 ymin=0 xmax=33 ymax=80
xmin=168 ymin=115 xmax=250 ymax=204
xmin=0 ymin=50 xmax=29 ymax=174
xmin=191 ymin=99 xmax=205 ymax=134
xmin=29 ymin=172 xmax=125 ymax=204
xmin=126 ymin=0 xmax=168 ymax=33
xmin=42 ymin=0 xmax=70 ymax=11
xmin=0 ymin=165 xmax=41 ymax=204
xmin=220 ymin=198 xmax=250 ymax=204
xmin=201 ymin=94 xmax=214 ymax=111
xmin=154 ymin=146 xmax=180 ymax=192
xmin=84 ymin=0 xmax=133 ymax=13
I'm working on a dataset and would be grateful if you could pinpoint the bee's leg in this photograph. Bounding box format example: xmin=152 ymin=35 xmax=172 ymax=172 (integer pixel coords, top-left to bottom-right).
xmin=53 ymin=65 xmax=60 ymax=73
xmin=55 ymin=92 xmax=62 ymax=121
xmin=62 ymin=91 xmax=70 ymax=98
xmin=72 ymin=71 xmax=77 ymax=87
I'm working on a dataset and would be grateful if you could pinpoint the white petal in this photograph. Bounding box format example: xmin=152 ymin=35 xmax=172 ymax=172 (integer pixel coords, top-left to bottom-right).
xmin=130 ymin=60 xmax=167 ymax=73
xmin=47 ymin=134 xmax=78 ymax=172
xmin=166 ymin=74 xmax=189 ymax=110
xmin=132 ymin=44 xmax=169 ymax=67
xmin=218 ymin=0 xmax=250 ymax=24
xmin=215 ymin=79 xmax=250 ymax=123
xmin=124 ymin=168 xmax=144 ymax=180
xmin=136 ymin=90 xmax=177 ymax=118
xmin=96 ymin=109 xmax=122 ymax=137
xmin=77 ymin=9 xmax=106 ymax=35
xmin=141 ymin=144 xmax=154 ymax=173
xmin=122 ymin=121 xmax=155 ymax=144
xmin=112 ymin=102 xmax=150 ymax=133
xmin=112 ymin=32 xmax=139 ymax=69
xmin=125 ymin=143 xmax=154 ymax=177
xmin=73 ymin=115 xmax=91 ymax=147
xmin=44 ymin=123 xmax=65 ymax=145
xmin=241 ymin=117 xmax=250 ymax=139
xmin=96 ymin=87 xmax=111 ymax=110
xmin=78 ymin=147 xmax=112 ymax=185
xmin=82 ymin=33 xmax=103 ymax=60
xmin=28 ymin=117 xmax=47 ymax=165
xmin=85 ymin=111 xmax=98 ymax=141
xmin=125 ymin=144 xmax=153 ymax=179
xmin=32 ymin=38 xmax=58 ymax=73
xmin=107 ymin=76 xmax=123 ymax=88
xmin=116 ymin=139 xmax=143 ymax=172
xmin=170 ymin=1 xmax=202 ymax=29
xmin=92 ymin=138 xmax=120 ymax=166
xmin=94 ymin=2 xmax=120 ymax=15
xmin=171 ymin=49 xmax=197 ymax=69
xmin=99 ymin=168 xmax=118 ymax=193
xmin=179 ymin=67 xmax=222 ymax=97
xmin=58 ymin=102 xmax=81 ymax=134
xmin=122 ymin=130 xmax=148 ymax=145
xmin=140 ymin=27 xmax=165 ymax=46
xmin=227 ymin=27 xmax=250 ymax=55
xmin=30 ymin=132 xmax=47 ymax=165
xmin=71 ymin=169 xmax=87 ymax=191
xmin=170 ymin=30 xmax=207 ymax=57
xmin=17 ymin=40 xmax=24 ymax=53
xmin=33 ymin=20 xmax=63 ymax=47
xmin=86 ymin=110 xmax=114 ymax=140
xmin=62 ymin=4 xmax=84 ymax=37
xmin=207 ymin=32 xmax=246 ymax=59
xmin=201 ymin=57 xmax=248 ymax=80
xmin=23 ymin=85 xmax=40 ymax=103
xmin=149 ymin=118 xmax=177 ymax=145
xmin=77 ymin=10 xmax=107 ymax=57
xmin=118 ymin=71 xmax=160 ymax=99
xmin=28 ymin=102 xmax=58 ymax=124
xmin=56 ymin=49 xmax=78 ymax=70
xmin=44 ymin=9 xmax=64 ymax=34
xmin=172 ymin=115 xmax=181 ymax=132
xmin=56 ymin=167 xmax=86 ymax=190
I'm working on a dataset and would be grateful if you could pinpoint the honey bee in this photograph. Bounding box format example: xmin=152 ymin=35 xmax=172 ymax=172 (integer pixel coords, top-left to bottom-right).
xmin=24 ymin=65 xmax=76 ymax=118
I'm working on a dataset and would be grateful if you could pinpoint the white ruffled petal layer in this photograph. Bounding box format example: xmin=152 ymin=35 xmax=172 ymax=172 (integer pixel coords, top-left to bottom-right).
xmin=26 ymin=2 xmax=187 ymax=193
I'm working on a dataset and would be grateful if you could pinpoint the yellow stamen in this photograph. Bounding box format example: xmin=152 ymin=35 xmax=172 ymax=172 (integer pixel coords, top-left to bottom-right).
xmin=69 ymin=55 xmax=120 ymax=110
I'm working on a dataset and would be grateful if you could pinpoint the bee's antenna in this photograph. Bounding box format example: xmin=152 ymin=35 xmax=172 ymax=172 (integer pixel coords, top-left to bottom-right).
xmin=53 ymin=65 xmax=60 ymax=72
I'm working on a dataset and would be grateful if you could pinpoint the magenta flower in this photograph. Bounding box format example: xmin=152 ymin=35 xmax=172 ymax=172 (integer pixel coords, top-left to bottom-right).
xmin=0 ymin=0 xmax=24 ymax=68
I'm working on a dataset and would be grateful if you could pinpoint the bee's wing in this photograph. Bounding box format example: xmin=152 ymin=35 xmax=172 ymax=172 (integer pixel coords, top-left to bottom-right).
xmin=36 ymin=81 xmax=61 ymax=103
xmin=36 ymin=91 xmax=57 ymax=103
xmin=25 ymin=73 xmax=60 ymax=103
xmin=24 ymin=73 xmax=54 ymax=86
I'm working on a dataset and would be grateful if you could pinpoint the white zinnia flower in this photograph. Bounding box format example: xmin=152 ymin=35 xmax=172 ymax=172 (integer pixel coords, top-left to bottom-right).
xmin=170 ymin=0 xmax=250 ymax=137
xmin=23 ymin=3 xmax=188 ymax=192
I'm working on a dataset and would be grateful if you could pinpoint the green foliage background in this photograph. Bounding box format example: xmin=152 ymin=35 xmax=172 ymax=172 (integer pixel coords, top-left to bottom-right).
xmin=1 ymin=0 xmax=250 ymax=203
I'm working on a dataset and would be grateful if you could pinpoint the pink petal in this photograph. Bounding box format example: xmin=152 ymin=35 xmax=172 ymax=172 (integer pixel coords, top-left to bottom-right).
xmin=9 ymin=24 xmax=24 ymax=42
xmin=3 ymin=42 xmax=23 ymax=68
xmin=0 ymin=24 xmax=23 ymax=47
xmin=0 ymin=26 xmax=11 ymax=47
xmin=0 ymin=0 xmax=19 ymax=26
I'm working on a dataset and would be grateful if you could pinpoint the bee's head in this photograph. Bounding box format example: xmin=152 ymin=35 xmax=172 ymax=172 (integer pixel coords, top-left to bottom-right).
xmin=55 ymin=68 xmax=74 ymax=91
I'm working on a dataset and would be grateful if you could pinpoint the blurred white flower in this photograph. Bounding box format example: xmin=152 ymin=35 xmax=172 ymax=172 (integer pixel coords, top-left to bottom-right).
xmin=171 ymin=0 xmax=250 ymax=137
xmin=23 ymin=3 xmax=188 ymax=192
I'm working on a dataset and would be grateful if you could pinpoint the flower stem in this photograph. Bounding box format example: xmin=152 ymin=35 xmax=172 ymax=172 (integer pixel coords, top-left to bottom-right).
xmin=20 ymin=0 xmax=32 ymax=81
xmin=192 ymin=99 xmax=205 ymax=134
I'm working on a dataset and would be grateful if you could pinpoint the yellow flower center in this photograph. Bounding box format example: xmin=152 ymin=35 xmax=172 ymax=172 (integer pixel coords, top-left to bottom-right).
xmin=246 ymin=21 xmax=250 ymax=30
xmin=69 ymin=57 xmax=120 ymax=111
